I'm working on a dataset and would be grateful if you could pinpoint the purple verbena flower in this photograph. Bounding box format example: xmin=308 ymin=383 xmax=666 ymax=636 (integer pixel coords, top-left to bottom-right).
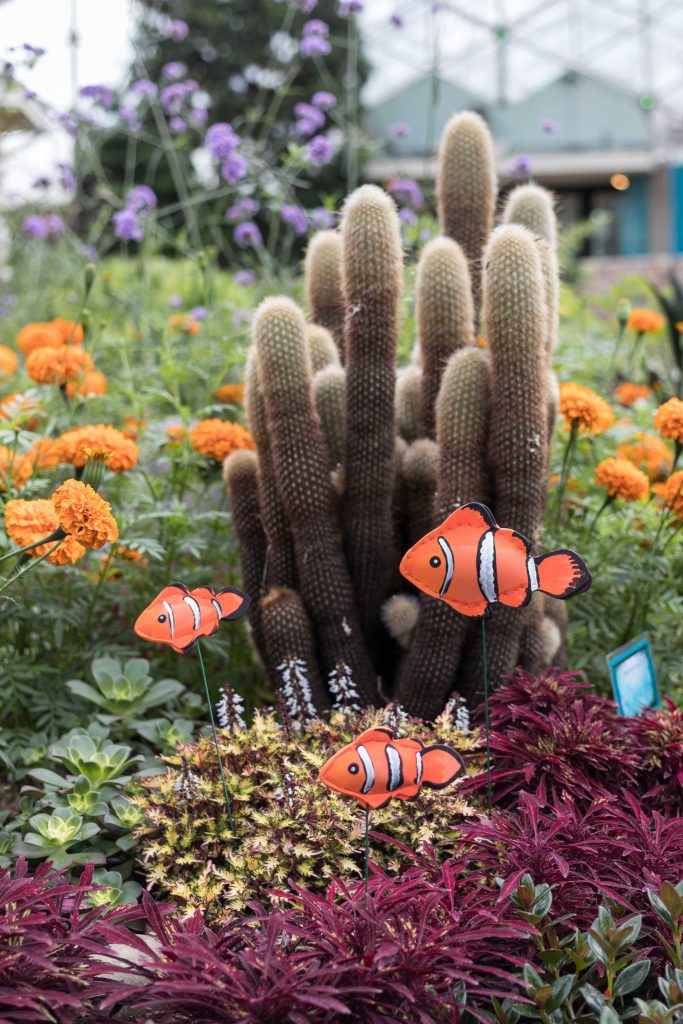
xmin=125 ymin=185 xmax=157 ymax=213
xmin=169 ymin=294 xmax=183 ymax=308
xmin=339 ymin=0 xmax=363 ymax=15
xmin=310 ymin=207 xmax=335 ymax=230
xmin=44 ymin=213 xmax=64 ymax=237
xmin=161 ymin=61 xmax=186 ymax=81
xmin=169 ymin=116 xmax=187 ymax=134
xmin=541 ymin=118 xmax=558 ymax=134
xmin=306 ymin=134 xmax=334 ymax=167
xmin=510 ymin=154 xmax=533 ymax=179
xmin=233 ymin=309 xmax=252 ymax=327
xmin=281 ymin=204 xmax=309 ymax=236
xmin=226 ymin=197 xmax=260 ymax=222
xmin=390 ymin=12 xmax=404 ymax=27
xmin=58 ymin=113 xmax=79 ymax=138
xmin=300 ymin=20 xmax=331 ymax=57
xmin=22 ymin=215 xmax=49 ymax=239
xmin=389 ymin=121 xmax=410 ymax=140
xmin=311 ymin=90 xmax=336 ymax=111
xmin=298 ymin=0 xmax=318 ymax=10
xmin=23 ymin=89 xmax=37 ymax=100
xmin=189 ymin=106 xmax=208 ymax=126
xmin=206 ymin=122 xmax=240 ymax=161
xmin=167 ymin=19 xmax=189 ymax=41
xmin=79 ymin=83 xmax=114 ymax=108
xmin=399 ymin=207 xmax=417 ymax=225
xmin=131 ymin=79 xmax=158 ymax=98
xmin=233 ymin=269 xmax=256 ymax=287
xmin=57 ymin=164 xmax=76 ymax=192
xmin=293 ymin=101 xmax=326 ymax=137
xmin=190 ymin=306 xmax=207 ymax=320
xmin=113 ymin=208 xmax=144 ymax=242
xmin=234 ymin=222 xmax=262 ymax=248
xmin=221 ymin=152 xmax=249 ymax=184
xmin=388 ymin=177 xmax=423 ymax=209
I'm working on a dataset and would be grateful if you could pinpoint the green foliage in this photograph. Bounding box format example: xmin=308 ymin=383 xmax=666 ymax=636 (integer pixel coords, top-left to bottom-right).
xmin=491 ymin=875 xmax=683 ymax=1024
xmin=137 ymin=703 xmax=479 ymax=920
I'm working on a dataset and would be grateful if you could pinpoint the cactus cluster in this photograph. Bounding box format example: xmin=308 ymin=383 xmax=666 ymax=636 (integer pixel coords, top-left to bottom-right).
xmin=225 ymin=111 xmax=563 ymax=718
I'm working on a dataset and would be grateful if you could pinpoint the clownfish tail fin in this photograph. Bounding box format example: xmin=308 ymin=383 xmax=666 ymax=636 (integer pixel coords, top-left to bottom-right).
xmin=215 ymin=587 xmax=251 ymax=620
xmin=420 ymin=744 xmax=466 ymax=789
xmin=534 ymin=549 xmax=591 ymax=599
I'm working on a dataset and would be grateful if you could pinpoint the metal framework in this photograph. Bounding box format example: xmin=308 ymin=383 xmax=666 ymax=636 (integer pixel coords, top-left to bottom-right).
xmin=360 ymin=0 xmax=683 ymax=116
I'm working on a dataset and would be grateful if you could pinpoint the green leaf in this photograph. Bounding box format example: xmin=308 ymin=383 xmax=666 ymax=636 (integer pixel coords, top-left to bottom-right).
xmin=28 ymin=768 xmax=70 ymax=789
xmin=546 ymin=975 xmax=574 ymax=1012
xmin=612 ymin=959 xmax=651 ymax=998
xmin=580 ymin=983 xmax=606 ymax=1013
xmin=599 ymin=1008 xmax=622 ymax=1024
xmin=65 ymin=680 xmax=109 ymax=708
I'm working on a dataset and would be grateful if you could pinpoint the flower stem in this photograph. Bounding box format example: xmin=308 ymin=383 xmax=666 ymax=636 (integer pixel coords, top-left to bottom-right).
xmin=196 ymin=639 xmax=235 ymax=835
xmin=0 ymin=529 xmax=65 ymax=563
xmin=0 ymin=538 xmax=64 ymax=597
xmin=553 ymin=420 xmax=578 ymax=525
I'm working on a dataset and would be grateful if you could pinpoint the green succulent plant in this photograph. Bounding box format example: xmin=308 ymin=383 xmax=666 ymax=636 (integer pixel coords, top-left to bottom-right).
xmin=87 ymin=868 xmax=142 ymax=908
xmin=135 ymin=717 xmax=196 ymax=750
xmin=13 ymin=809 xmax=103 ymax=868
xmin=48 ymin=726 xmax=141 ymax=789
xmin=137 ymin=704 xmax=480 ymax=922
xmin=66 ymin=655 xmax=184 ymax=722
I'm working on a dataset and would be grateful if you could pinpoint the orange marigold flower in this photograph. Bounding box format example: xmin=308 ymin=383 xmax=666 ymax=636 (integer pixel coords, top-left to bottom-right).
xmin=189 ymin=418 xmax=255 ymax=462
xmin=51 ymin=424 xmax=138 ymax=473
xmin=121 ymin=416 xmax=146 ymax=440
xmin=32 ymin=437 xmax=60 ymax=470
xmin=0 ymin=446 xmax=33 ymax=491
xmin=614 ymin=382 xmax=651 ymax=407
xmin=595 ymin=457 xmax=649 ymax=502
xmin=116 ymin=544 xmax=148 ymax=567
xmin=50 ymin=318 xmax=84 ymax=344
xmin=559 ymin=382 xmax=615 ymax=434
xmin=215 ymin=384 xmax=245 ymax=404
xmin=0 ymin=392 xmax=42 ymax=430
xmin=4 ymin=498 xmax=86 ymax=565
xmin=16 ymin=322 xmax=63 ymax=355
xmin=65 ymin=371 xmax=107 ymax=399
xmin=51 ymin=479 xmax=118 ymax=549
xmin=665 ymin=470 xmax=683 ymax=519
xmin=627 ymin=308 xmax=664 ymax=334
xmin=654 ymin=397 xmax=683 ymax=446
xmin=25 ymin=345 xmax=93 ymax=385
xmin=166 ymin=425 xmax=186 ymax=445
xmin=168 ymin=314 xmax=200 ymax=336
xmin=0 ymin=345 xmax=18 ymax=379
xmin=617 ymin=432 xmax=673 ymax=482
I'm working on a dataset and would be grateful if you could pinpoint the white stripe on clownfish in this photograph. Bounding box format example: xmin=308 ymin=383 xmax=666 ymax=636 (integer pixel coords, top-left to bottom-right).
xmin=437 ymin=535 xmax=454 ymax=597
xmin=211 ymin=598 xmax=222 ymax=620
xmin=183 ymin=595 xmax=201 ymax=631
xmin=386 ymin=744 xmax=403 ymax=792
xmin=415 ymin=751 xmax=423 ymax=785
xmin=478 ymin=530 xmax=497 ymax=604
xmin=528 ymin=556 xmax=539 ymax=592
xmin=162 ymin=600 xmax=175 ymax=640
xmin=357 ymin=744 xmax=375 ymax=794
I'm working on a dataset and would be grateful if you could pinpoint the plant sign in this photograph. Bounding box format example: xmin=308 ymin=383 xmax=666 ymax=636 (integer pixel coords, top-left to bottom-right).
xmin=607 ymin=634 xmax=661 ymax=717
xmin=319 ymin=726 xmax=465 ymax=895
xmin=400 ymin=502 xmax=592 ymax=810
xmin=135 ymin=582 xmax=250 ymax=829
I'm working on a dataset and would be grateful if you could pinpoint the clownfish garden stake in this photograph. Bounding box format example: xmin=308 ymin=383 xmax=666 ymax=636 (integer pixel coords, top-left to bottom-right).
xmin=400 ymin=502 xmax=591 ymax=814
xmin=319 ymin=726 xmax=465 ymax=899
xmin=135 ymin=583 xmax=250 ymax=832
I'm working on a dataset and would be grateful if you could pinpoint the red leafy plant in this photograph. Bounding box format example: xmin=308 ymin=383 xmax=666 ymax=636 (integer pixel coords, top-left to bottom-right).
xmin=454 ymin=783 xmax=683 ymax=938
xmin=0 ymin=857 xmax=140 ymax=1024
xmin=464 ymin=670 xmax=683 ymax=813
xmin=90 ymin=861 xmax=532 ymax=1023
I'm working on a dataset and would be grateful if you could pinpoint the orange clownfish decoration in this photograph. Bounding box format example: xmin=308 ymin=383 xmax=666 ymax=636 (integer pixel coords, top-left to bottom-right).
xmin=134 ymin=582 xmax=250 ymax=653
xmin=400 ymin=502 xmax=591 ymax=618
xmin=318 ymin=727 xmax=465 ymax=809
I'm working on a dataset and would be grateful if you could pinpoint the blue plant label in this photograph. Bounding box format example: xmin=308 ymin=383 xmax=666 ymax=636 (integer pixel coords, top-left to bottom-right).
xmin=606 ymin=634 xmax=660 ymax=717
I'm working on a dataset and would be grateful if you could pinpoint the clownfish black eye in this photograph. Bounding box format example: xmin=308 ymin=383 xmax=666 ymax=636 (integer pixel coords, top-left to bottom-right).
xmin=429 ymin=555 xmax=441 ymax=568
xmin=348 ymin=763 xmax=359 ymax=775
xmin=157 ymin=614 xmax=167 ymax=623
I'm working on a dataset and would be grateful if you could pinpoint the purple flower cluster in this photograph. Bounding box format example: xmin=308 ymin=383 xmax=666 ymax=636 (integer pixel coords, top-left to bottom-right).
xmin=388 ymin=177 xmax=424 ymax=209
xmin=165 ymin=18 xmax=189 ymax=41
xmin=339 ymin=0 xmax=363 ymax=15
xmin=131 ymin=79 xmax=157 ymax=98
xmin=306 ymin=134 xmax=334 ymax=167
xmin=234 ymin=222 xmax=262 ymax=248
xmin=79 ymin=83 xmax=115 ymax=109
xmin=22 ymin=213 xmax=64 ymax=240
xmin=294 ymin=101 xmax=325 ymax=137
xmin=510 ymin=154 xmax=533 ymax=179
xmin=158 ymin=78 xmax=207 ymax=133
xmin=112 ymin=185 xmax=157 ymax=242
xmin=226 ymin=197 xmax=260 ymax=222
xmin=389 ymin=121 xmax=410 ymax=141
xmin=206 ymin=123 xmax=249 ymax=184
xmin=282 ymin=204 xmax=309 ymax=236
xmin=233 ymin=268 xmax=257 ymax=287
xmin=300 ymin=20 xmax=331 ymax=58
xmin=310 ymin=206 xmax=335 ymax=230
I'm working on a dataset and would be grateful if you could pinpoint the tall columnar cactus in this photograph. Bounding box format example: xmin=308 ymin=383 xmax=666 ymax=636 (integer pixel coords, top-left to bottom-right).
xmin=416 ymin=237 xmax=474 ymax=438
xmin=304 ymin=229 xmax=345 ymax=356
xmin=341 ymin=185 xmax=403 ymax=639
xmin=252 ymin=297 xmax=377 ymax=702
xmin=436 ymin=112 xmax=496 ymax=318
xmin=227 ymin=112 xmax=567 ymax=716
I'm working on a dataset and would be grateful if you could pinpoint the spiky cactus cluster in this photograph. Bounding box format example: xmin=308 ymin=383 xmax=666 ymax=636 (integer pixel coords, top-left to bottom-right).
xmin=225 ymin=110 xmax=563 ymax=718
